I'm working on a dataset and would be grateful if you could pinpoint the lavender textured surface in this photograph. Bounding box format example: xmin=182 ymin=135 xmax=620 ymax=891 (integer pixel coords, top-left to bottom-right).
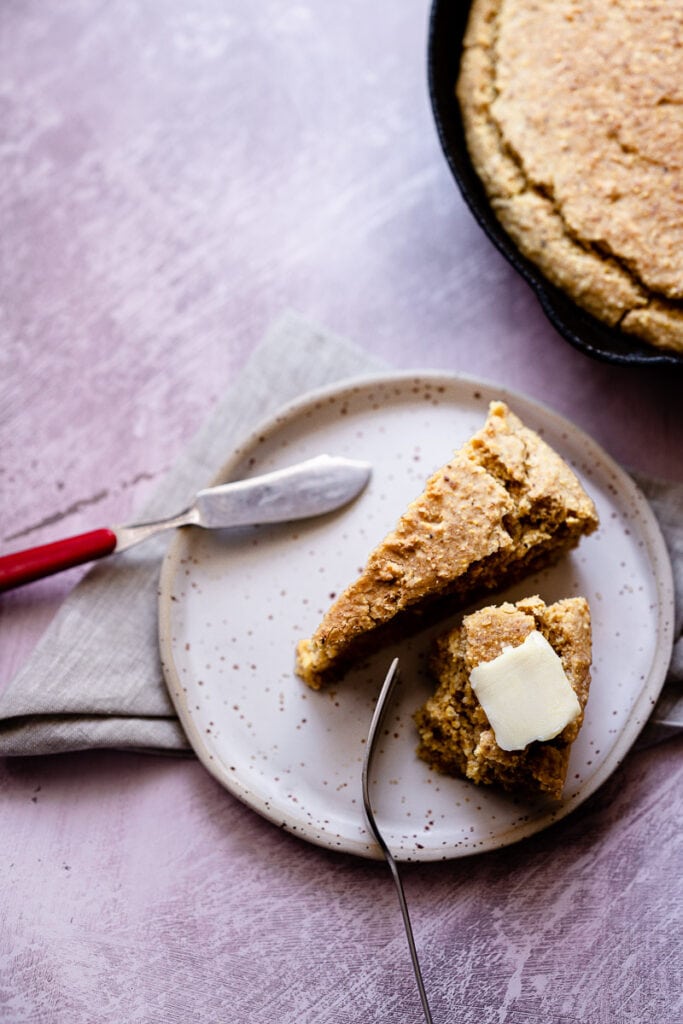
xmin=1 ymin=2 xmax=681 ymax=1022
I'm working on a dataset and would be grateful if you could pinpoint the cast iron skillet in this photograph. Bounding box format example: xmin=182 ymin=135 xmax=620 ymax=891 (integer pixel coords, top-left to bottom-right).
xmin=428 ymin=0 xmax=683 ymax=369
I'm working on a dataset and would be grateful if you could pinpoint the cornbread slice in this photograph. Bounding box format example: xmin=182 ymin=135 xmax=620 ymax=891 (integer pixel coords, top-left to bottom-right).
xmin=415 ymin=596 xmax=592 ymax=799
xmin=295 ymin=401 xmax=598 ymax=689
xmin=458 ymin=0 xmax=683 ymax=353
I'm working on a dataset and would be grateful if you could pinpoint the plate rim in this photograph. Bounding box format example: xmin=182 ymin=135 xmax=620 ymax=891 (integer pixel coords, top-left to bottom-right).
xmin=158 ymin=369 xmax=675 ymax=860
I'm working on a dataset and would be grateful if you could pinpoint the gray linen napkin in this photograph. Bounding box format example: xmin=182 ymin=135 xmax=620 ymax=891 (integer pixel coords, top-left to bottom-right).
xmin=631 ymin=472 xmax=683 ymax=746
xmin=0 ymin=313 xmax=385 ymax=756
xmin=0 ymin=312 xmax=680 ymax=756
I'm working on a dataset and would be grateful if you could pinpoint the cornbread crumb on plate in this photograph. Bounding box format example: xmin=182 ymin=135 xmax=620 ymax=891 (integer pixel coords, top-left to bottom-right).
xmin=295 ymin=400 xmax=598 ymax=690
xmin=415 ymin=596 xmax=592 ymax=800
xmin=457 ymin=0 xmax=683 ymax=354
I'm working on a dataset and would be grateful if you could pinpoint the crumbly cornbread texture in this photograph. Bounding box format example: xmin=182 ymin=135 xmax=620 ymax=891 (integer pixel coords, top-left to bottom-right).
xmin=458 ymin=0 xmax=683 ymax=353
xmin=415 ymin=596 xmax=592 ymax=799
xmin=295 ymin=401 xmax=598 ymax=690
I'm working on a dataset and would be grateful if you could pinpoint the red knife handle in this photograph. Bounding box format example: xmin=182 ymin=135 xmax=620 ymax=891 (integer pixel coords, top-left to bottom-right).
xmin=0 ymin=528 xmax=117 ymax=592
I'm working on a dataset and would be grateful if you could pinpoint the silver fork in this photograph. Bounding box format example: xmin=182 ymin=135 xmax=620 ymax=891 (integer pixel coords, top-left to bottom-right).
xmin=361 ymin=657 xmax=435 ymax=1024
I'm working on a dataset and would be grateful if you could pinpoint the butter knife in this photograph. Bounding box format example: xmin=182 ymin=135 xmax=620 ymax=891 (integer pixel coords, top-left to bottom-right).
xmin=0 ymin=454 xmax=371 ymax=592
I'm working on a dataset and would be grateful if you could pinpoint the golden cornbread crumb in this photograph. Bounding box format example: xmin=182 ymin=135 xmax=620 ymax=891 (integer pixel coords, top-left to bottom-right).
xmin=415 ymin=596 xmax=592 ymax=800
xmin=458 ymin=0 xmax=683 ymax=353
xmin=295 ymin=401 xmax=598 ymax=689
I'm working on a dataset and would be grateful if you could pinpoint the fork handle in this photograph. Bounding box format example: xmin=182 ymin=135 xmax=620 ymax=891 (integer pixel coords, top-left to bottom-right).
xmin=0 ymin=528 xmax=117 ymax=592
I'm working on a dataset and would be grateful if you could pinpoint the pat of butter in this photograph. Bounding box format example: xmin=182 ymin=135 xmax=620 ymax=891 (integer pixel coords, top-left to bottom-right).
xmin=469 ymin=630 xmax=581 ymax=751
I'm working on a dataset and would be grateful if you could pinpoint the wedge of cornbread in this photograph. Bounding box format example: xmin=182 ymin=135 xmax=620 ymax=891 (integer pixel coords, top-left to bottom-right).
xmin=295 ymin=401 xmax=598 ymax=689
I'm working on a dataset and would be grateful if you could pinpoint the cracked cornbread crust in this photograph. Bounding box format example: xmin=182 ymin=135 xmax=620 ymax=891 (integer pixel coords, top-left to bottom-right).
xmin=458 ymin=0 xmax=683 ymax=353
xmin=415 ymin=596 xmax=592 ymax=800
xmin=295 ymin=401 xmax=598 ymax=690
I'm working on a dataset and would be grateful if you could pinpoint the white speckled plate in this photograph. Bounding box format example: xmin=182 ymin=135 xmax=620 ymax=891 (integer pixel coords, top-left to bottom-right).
xmin=158 ymin=373 xmax=674 ymax=861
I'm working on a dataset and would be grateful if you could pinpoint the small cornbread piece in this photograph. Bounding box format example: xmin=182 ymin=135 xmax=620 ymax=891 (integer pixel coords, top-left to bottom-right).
xmin=415 ymin=596 xmax=592 ymax=800
xmin=295 ymin=401 xmax=598 ymax=690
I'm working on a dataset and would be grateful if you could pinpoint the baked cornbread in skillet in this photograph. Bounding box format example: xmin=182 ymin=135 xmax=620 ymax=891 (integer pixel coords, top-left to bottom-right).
xmin=457 ymin=0 xmax=683 ymax=353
